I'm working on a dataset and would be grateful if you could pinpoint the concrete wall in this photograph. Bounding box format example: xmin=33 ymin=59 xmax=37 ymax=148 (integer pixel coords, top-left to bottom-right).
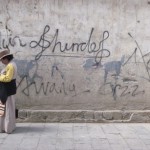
xmin=1 ymin=0 xmax=150 ymax=122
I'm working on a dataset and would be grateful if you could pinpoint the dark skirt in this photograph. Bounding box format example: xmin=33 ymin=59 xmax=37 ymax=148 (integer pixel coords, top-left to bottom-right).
xmin=0 ymin=82 xmax=7 ymax=104
xmin=0 ymin=79 xmax=16 ymax=104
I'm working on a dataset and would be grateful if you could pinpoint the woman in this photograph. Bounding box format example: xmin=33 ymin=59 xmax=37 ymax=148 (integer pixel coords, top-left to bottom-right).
xmin=0 ymin=49 xmax=17 ymax=133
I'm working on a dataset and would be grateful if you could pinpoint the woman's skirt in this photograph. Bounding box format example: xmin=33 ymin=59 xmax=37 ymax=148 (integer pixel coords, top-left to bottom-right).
xmin=0 ymin=95 xmax=16 ymax=133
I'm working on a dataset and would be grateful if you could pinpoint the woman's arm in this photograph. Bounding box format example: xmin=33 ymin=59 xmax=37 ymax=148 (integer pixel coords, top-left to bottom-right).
xmin=0 ymin=64 xmax=14 ymax=82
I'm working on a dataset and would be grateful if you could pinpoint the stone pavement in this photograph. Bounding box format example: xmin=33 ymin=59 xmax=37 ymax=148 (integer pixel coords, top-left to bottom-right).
xmin=0 ymin=123 xmax=150 ymax=150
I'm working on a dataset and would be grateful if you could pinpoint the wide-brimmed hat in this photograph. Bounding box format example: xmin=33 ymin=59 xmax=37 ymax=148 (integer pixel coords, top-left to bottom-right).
xmin=0 ymin=50 xmax=13 ymax=60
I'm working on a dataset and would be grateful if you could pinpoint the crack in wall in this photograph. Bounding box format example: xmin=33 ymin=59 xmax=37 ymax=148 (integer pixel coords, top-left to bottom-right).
xmin=5 ymin=0 xmax=12 ymax=38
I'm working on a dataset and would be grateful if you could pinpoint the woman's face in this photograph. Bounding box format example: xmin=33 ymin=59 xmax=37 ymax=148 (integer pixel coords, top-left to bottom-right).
xmin=1 ymin=58 xmax=8 ymax=65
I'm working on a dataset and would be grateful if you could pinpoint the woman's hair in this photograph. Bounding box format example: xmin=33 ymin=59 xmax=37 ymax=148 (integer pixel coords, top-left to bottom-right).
xmin=2 ymin=54 xmax=14 ymax=62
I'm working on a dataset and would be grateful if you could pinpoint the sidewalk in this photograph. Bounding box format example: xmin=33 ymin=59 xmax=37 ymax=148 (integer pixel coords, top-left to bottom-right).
xmin=0 ymin=123 xmax=150 ymax=150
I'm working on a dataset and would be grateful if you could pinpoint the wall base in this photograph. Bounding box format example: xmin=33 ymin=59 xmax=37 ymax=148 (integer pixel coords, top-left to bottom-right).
xmin=17 ymin=110 xmax=150 ymax=123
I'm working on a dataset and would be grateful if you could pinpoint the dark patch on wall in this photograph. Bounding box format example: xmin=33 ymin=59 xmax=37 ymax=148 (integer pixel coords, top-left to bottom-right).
xmin=83 ymin=59 xmax=95 ymax=69
xmin=103 ymin=55 xmax=124 ymax=83
xmin=83 ymin=56 xmax=125 ymax=83
xmin=123 ymin=78 xmax=137 ymax=82
xmin=14 ymin=59 xmax=42 ymax=82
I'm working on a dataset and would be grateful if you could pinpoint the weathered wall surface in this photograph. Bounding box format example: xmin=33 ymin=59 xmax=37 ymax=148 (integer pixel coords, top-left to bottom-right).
xmin=1 ymin=0 xmax=150 ymax=122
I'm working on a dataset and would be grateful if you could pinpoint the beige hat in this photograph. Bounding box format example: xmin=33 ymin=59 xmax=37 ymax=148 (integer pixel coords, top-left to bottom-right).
xmin=0 ymin=50 xmax=13 ymax=60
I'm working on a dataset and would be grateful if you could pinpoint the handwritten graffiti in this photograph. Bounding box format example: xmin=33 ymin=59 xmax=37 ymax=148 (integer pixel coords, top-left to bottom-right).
xmin=17 ymin=75 xmax=90 ymax=97
xmin=99 ymin=82 xmax=145 ymax=100
xmin=123 ymin=33 xmax=150 ymax=82
xmin=0 ymin=33 xmax=26 ymax=49
xmin=51 ymin=63 xmax=64 ymax=79
xmin=17 ymin=76 xmax=74 ymax=96
xmin=0 ymin=25 xmax=148 ymax=101
xmin=30 ymin=25 xmax=110 ymax=64
xmin=120 ymin=85 xmax=144 ymax=97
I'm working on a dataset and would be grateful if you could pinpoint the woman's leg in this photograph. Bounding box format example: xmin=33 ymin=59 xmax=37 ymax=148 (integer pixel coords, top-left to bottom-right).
xmin=4 ymin=96 xmax=16 ymax=133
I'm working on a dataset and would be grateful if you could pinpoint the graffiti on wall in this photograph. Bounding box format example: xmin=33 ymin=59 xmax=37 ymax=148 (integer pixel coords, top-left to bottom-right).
xmin=29 ymin=25 xmax=110 ymax=65
xmin=0 ymin=25 xmax=149 ymax=100
xmin=0 ymin=34 xmax=26 ymax=49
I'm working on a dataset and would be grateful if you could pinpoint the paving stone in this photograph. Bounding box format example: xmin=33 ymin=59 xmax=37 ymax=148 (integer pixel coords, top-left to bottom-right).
xmin=74 ymin=143 xmax=93 ymax=150
xmin=101 ymin=124 xmax=120 ymax=134
xmin=125 ymin=138 xmax=147 ymax=150
xmin=91 ymin=138 xmax=111 ymax=150
xmin=57 ymin=124 xmax=73 ymax=138
xmin=110 ymin=144 xmax=130 ymax=150
xmin=87 ymin=124 xmax=106 ymax=138
xmin=55 ymin=138 xmax=74 ymax=150
xmin=18 ymin=137 xmax=40 ymax=150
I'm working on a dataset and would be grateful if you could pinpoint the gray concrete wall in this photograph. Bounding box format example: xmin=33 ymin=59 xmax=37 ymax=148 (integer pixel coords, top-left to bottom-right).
xmin=1 ymin=0 xmax=150 ymax=122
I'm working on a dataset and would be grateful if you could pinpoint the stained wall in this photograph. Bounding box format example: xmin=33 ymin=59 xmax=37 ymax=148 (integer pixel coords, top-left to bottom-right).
xmin=0 ymin=0 xmax=150 ymax=122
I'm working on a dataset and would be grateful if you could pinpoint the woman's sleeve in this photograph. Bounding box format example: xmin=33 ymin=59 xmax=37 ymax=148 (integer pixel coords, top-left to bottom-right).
xmin=0 ymin=64 xmax=14 ymax=82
